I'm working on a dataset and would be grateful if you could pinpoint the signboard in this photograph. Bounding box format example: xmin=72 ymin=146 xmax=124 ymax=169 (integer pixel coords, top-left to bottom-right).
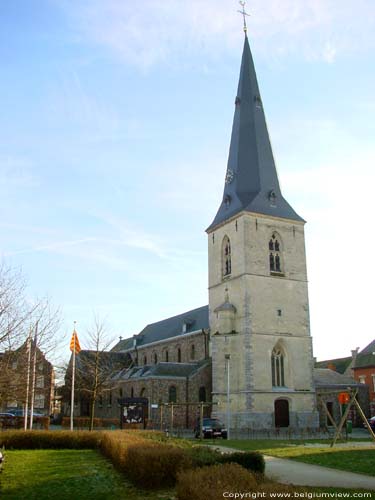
xmin=338 ymin=392 xmax=350 ymax=405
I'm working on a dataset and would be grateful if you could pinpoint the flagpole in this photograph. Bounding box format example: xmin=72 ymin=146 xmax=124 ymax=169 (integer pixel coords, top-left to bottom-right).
xmin=70 ymin=323 xmax=76 ymax=432
xmin=24 ymin=328 xmax=32 ymax=431
xmin=29 ymin=321 xmax=38 ymax=430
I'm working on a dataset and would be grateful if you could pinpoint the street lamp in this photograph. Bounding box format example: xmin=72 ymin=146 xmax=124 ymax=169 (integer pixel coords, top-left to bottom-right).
xmin=225 ymin=354 xmax=231 ymax=440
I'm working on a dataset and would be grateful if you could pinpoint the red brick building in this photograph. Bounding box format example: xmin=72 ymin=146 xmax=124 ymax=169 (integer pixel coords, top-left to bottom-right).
xmin=352 ymin=340 xmax=375 ymax=415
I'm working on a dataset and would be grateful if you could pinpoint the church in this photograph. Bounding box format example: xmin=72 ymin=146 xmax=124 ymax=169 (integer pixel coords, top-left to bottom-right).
xmin=70 ymin=30 xmax=327 ymax=431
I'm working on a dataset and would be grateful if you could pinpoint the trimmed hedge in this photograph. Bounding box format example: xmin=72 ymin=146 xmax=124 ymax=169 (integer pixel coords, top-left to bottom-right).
xmin=0 ymin=430 xmax=102 ymax=449
xmin=177 ymin=463 xmax=258 ymax=500
xmin=61 ymin=417 xmax=119 ymax=429
xmin=219 ymin=451 xmax=265 ymax=474
xmin=125 ymin=443 xmax=192 ymax=488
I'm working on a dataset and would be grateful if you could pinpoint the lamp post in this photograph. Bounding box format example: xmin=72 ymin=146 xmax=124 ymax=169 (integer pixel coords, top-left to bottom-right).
xmin=225 ymin=354 xmax=231 ymax=440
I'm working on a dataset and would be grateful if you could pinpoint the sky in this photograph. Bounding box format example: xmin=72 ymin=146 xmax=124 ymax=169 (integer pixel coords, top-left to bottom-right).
xmin=1 ymin=0 xmax=375 ymax=363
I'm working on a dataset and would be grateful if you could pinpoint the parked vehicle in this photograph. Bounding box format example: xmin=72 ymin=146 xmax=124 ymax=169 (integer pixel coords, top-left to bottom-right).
xmin=194 ymin=417 xmax=228 ymax=439
xmin=367 ymin=416 xmax=375 ymax=431
xmin=0 ymin=413 xmax=17 ymax=428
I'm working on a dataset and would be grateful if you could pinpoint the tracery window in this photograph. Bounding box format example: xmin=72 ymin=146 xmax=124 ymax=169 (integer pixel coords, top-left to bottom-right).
xmin=222 ymin=236 xmax=232 ymax=277
xmin=271 ymin=347 xmax=285 ymax=387
xmin=269 ymin=233 xmax=282 ymax=273
xmin=177 ymin=348 xmax=182 ymax=363
xmin=165 ymin=350 xmax=169 ymax=362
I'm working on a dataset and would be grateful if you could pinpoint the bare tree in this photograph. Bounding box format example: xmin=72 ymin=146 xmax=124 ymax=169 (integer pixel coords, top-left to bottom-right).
xmin=66 ymin=316 xmax=130 ymax=430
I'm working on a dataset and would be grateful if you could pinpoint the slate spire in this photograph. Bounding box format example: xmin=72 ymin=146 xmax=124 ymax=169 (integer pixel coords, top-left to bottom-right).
xmin=207 ymin=34 xmax=303 ymax=231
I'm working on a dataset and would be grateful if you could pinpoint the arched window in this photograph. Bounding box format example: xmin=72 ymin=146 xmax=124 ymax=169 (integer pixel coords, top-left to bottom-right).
xmin=190 ymin=344 xmax=195 ymax=360
xmin=222 ymin=236 xmax=232 ymax=277
xmin=143 ymin=355 xmax=147 ymax=365
xmin=130 ymin=387 xmax=134 ymax=398
xmin=165 ymin=350 xmax=169 ymax=362
xmin=153 ymin=352 xmax=158 ymax=364
xmin=119 ymin=388 xmax=123 ymax=398
xmin=198 ymin=386 xmax=206 ymax=402
xmin=177 ymin=347 xmax=182 ymax=363
xmin=140 ymin=387 xmax=146 ymax=397
xmin=269 ymin=233 xmax=282 ymax=273
xmin=169 ymin=386 xmax=177 ymax=403
xmin=271 ymin=347 xmax=285 ymax=387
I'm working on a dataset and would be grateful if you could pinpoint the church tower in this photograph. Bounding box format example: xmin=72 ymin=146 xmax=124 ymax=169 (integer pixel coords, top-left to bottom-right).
xmin=207 ymin=33 xmax=318 ymax=430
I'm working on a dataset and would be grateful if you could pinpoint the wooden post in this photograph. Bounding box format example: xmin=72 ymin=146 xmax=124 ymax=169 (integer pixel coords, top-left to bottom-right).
xmin=320 ymin=399 xmax=342 ymax=437
xmin=199 ymin=402 xmax=204 ymax=440
xmin=171 ymin=403 xmax=174 ymax=436
xmin=353 ymin=398 xmax=375 ymax=441
xmin=331 ymin=390 xmax=357 ymax=448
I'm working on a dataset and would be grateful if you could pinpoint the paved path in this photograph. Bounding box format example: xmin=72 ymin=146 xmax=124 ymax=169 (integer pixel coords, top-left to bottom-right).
xmin=210 ymin=445 xmax=375 ymax=490
xmin=264 ymin=455 xmax=375 ymax=490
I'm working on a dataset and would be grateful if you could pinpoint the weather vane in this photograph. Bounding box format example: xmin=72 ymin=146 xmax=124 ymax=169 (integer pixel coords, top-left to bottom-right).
xmin=238 ymin=1 xmax=250 ymax=33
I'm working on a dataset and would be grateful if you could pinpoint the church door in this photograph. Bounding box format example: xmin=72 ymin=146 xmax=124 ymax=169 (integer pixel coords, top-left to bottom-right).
xmin=274 ymin=399 xmax=289 ymax=427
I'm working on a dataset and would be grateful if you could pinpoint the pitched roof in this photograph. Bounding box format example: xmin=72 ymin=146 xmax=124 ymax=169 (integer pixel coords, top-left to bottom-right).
xmin=354 ymin=340 xmax=375 ymax=368
xmin=111 ymin=305 xmax=209 ymax=352
xmin=112 ymin=359 xmax=210 ymax=381
xmin=313 ymin=368 xmax=359 ymax=388
xmin=315 ymin=356 xmax=352 ymax=375
xmin=207 ymin=35 xmax=303 ymax=232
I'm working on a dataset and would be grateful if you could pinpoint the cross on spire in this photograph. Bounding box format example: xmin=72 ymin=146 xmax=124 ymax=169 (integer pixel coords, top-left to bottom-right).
xmin=238 ymin=1 xmax=250 ymax=33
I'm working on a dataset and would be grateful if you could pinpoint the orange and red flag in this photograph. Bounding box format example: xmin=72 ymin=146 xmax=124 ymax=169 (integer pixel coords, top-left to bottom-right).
xmin=69 ymin=330 xmax=81 ymax=354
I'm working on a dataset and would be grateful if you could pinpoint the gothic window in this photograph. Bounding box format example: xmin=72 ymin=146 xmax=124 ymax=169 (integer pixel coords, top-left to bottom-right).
xmin=269 ymin=233 xmax=282 ymax=273
xmin=153 ymin=352 xmax=158 ymax=364
xmin=271 ymin=347 xmax=285 ymax=387
xmin=190 ymin=344 xmax=195 ymax=360
xmin=177 ymin=347 xmax=182 ymax=363
xmin=143 ymin=355 xmax=147 ymax=365
xmin=108 ymin=391 xmax=112 ymax=406
xmin=165 ymin=350 xmax=169 ymax=362
xmin=198 ymin=386 xmax=206 ymax=402
xmin=169 ymin=386 xmax=177 ymax=403
xmin=131 ymin=387 xmax=134 ymax=398
xmin=222 ymin=236 xmax=232 ymax=277
xmin=99 ymin=395 xmax=103 ymax=407
xmin=140 ymin=387 xmax=146 ymax=397
xmin=119 ymin=388 xmax=123 ymax=398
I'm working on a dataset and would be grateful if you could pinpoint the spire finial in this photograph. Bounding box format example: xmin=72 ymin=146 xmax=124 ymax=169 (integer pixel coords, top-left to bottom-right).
xmin=73 ymin=320 xmax=77 ymax=332
xmin=238 ymin=1 xmax=250 ymax=34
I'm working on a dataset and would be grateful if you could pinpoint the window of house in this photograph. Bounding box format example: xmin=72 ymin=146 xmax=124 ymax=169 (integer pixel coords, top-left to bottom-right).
xmin=34 ymin=394 xmax=45 ymax=409
xmin=36 ymin=375 xmax=44 ymax=389
xmin=191 ymin=344 xmax=195 ymax=360
xmin=269 ymin=233 xmax=282 ymax=273
xmin=198 ymin=386 xmax=206 ymax=402
xmin=177 ymin=348 xmax=182 ymax=363
xmin=169 ymin=386 xmax=177 ymax=403
xmin=358 ymin=375 xmax=366 ymax=384
xmin=222 ymin=236 xmax=232 ymax=277
xmin=271 ymin=347 xmax=285 ymax=387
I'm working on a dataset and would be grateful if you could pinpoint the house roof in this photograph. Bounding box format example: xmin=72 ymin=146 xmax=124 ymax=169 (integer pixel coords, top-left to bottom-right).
xmin=313 ymin=368 xmax=359 ymax=388
xmin=111 ymin=305 xmax=209 ymax=352
xmin=353 ymin=339 xmax=375 ymax=368
xmin=315 ymin=357 xmax=352 ymax=375
xmin=207 ymin=34 xmax=303 ymax=232
xmin=112 ymin=359 xmax=210 ymax=381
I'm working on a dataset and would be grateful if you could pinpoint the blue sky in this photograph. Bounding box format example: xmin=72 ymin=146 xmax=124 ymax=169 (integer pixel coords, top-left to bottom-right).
xmin=1 ymin=0 xmax=375 ymax=363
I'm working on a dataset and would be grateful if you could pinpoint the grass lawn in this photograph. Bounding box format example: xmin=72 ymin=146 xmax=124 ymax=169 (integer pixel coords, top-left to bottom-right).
xmin=0 ymin=449 xmax=173 ymax=500
xmin=207 ymin=439 xmax=375 ymax=477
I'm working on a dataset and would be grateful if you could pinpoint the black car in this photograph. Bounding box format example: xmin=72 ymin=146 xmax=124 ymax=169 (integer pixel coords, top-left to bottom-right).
xmin=367 ymin=416 xmax=375 ymax=431
xmin=195 ymin=417 xmax=227 ymax=439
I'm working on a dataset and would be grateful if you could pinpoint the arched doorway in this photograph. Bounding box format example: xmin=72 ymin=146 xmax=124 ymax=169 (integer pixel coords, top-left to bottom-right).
xmin=274 ymin=399 xmax=289 ymax=427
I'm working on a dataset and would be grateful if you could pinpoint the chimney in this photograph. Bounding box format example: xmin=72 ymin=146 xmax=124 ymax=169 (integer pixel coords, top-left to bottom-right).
xmin=351 ymin=347 xmax=359 ymax=362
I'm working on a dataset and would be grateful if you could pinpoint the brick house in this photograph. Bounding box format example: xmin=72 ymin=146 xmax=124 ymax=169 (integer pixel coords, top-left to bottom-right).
xmin=352 ymin=340 xmax=375 ymax=415
xmin=0 ymin=342 xmax=54 ymax=416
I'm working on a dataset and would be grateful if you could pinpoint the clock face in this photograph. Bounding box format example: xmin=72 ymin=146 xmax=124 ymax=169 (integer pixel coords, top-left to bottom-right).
xmin=225 ymin=168 xmax=234 ymax=184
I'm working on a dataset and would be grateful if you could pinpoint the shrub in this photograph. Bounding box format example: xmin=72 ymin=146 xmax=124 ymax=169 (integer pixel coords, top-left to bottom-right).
xmin=125 ymin=443 xmax=192 ymax=489
xmin=219 ymin=451 xmax=265 ymax=474
xmin=61 ymin=417 xmax=119 ymax=429
xmin=185 ymin=446 xmax=223 ymax=467
xmin=0 ymin=430 xmax=102 ymax=450
xmin=176 ymin=463 xmax=258 ymax=500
